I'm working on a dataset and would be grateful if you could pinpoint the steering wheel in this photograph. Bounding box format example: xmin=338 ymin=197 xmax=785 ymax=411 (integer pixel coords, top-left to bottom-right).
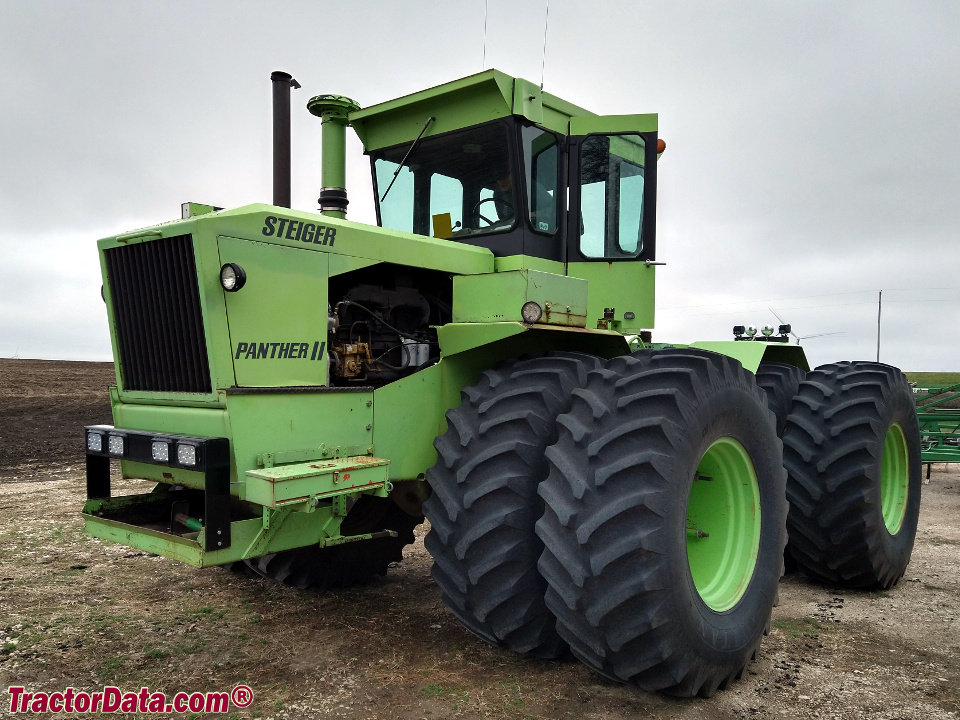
xmin=472 ymin=197 xmax=513 ymax=228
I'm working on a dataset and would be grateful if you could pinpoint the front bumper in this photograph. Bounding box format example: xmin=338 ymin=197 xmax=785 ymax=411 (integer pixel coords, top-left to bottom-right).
xmin=81 ymin=426 xmax=393 ymax=568
xmin=84 ymin=426 xmax=231 ymax=551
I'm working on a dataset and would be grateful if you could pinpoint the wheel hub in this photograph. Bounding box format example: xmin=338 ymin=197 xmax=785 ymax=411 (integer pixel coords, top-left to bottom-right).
xmin=686 ymin=437 xmax=762 ymax=612
xmin=881 ymin=423 xmax=909 ymax=534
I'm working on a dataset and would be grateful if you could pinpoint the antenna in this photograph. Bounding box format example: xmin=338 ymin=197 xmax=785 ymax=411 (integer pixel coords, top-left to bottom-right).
xmin=796 ymin=332 xmax=845 ymax=344
xmin=540 ymin=0 xmax=550 ymax=90
xmin=482 ymin=0 xmax=489 ymax=70
xmin=768 ymin=307 xmax=799 ymax=343
xmin=769 ymin=308 xmax=843 ymax=345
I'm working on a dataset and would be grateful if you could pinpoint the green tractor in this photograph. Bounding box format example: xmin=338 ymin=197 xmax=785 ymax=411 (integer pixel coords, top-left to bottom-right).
xmin=82 ymin=69 xmax=922 ymax=697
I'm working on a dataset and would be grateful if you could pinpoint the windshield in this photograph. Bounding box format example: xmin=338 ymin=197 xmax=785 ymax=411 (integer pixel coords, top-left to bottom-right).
xmin=373 ymin=122 xmax=514 ymax=239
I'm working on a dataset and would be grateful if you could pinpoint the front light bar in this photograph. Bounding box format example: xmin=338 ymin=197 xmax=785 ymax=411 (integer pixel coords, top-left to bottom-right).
xmin=84 ymin=425 xmax=231 ymax=551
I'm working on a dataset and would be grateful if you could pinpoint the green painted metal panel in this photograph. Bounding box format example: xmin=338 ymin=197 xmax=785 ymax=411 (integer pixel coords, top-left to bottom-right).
xmin=118 ymin=461 xmax=208 ymax=490
xmin=438 ymin=321 xmax=630 ymax=359
xmin=689 ymin=341 xmax=769 ymax=373
xmin=373 ymin=365 xmax=443 ymax=481
xmin=566 ymin=261 xmax=655 ymax=331
xmin=512 ymin=78 xmax=543 ymax=124
xmin=541 ymin=93 xmax=592 ymax=134
xmin=350 ymin=70 xmax=516 ymax=151
xmin=329 ymin=254 xmax=380 ymax=276
xmin=208 ymin=204 xmax=494 ymax=276
xmin=453 ymin=270 xmax=587 ymax=327
xmin=113 ymin=401 xmax=230 ymax=440
xmin=348 ymin=70 xmax=593 ymax=151
xmin=227 ymin=390 xmax=374 ymax=485
xmin=218 ymin=236 xmax=329 ymax=387
xmin=196 ymin=225 xmax=240 ymax=394
xmin=569 ymin=113 xmax=659 ymax=136
xmin=438 ymin=322 xmax=528 ymax=356
xmin=98 ymin=250 xmax=124 ymax=392
xmin=111 ymin=390 xmax=376 ymax=488
xmin=245 ymin=456 xmax=390 ymax=507
xmin=494 ymin=254 xmax=565 ymax=274
xmin=687 ymin=341 xmax=810 ymax=374
xmin=181 ymin=202 xmax=220 ymax=218
xmin=82 ymin=494 xmax=348 ymax=567
xmin=98 ymin=205 xmax=494 ymax=278
xmin=688 ymin=340 xmax=811 ymax=374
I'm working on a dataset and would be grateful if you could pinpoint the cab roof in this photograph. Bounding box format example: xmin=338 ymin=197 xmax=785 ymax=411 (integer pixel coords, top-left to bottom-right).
xmin=348 ymin=69 xmax=593 ymax=152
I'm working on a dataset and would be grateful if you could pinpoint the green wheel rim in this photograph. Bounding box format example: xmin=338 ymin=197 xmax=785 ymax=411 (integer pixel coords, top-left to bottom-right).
xmin=881 ymin=423 xmax=909 ymax=535
xmin=686 ymin=437 xmax=762 ymax=612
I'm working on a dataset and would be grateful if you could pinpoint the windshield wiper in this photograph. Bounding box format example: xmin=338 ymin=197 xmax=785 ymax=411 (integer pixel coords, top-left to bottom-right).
xmin=380 ymin=116 xmax=434 ymax=202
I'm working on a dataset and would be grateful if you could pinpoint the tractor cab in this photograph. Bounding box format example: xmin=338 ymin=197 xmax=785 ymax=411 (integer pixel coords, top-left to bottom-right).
xmin=350 ymin=70 xmax=660 ymax=269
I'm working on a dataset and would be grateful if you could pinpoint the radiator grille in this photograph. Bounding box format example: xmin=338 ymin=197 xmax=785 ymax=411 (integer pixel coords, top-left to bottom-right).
xmin=105 ymin=234 xmax=212 ymax=393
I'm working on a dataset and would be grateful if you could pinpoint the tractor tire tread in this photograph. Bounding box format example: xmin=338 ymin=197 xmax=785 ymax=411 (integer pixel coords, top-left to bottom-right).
xmin=423 ymin=352 xmax=601 ymax=659
xmin=782 ymin=361 xmax=921 ymax=589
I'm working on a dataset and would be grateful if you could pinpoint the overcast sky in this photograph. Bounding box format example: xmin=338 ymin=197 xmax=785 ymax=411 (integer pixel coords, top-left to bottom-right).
xmin=1 ymin=1 xmax=958 ymax=370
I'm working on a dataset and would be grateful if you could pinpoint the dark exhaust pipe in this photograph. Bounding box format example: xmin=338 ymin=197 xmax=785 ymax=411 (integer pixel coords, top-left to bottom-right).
xmin=271 ymin=71 xmax=301 ymax=208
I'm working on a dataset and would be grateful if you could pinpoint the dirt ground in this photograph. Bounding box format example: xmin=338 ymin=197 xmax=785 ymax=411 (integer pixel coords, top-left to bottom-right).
xmin=0 ymin=358 xmax=958 ymax=719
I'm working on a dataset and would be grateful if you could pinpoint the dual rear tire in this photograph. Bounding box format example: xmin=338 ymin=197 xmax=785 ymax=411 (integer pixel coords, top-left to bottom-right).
xmin=782 ymin=361 xmax=921 ymax=588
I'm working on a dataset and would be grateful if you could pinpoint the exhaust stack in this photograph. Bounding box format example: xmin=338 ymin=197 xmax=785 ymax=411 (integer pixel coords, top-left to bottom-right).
xmin=308 ymin=94 xmax=360 ymax=219
xmin=271 ymin=71 xmax=301 ymax=208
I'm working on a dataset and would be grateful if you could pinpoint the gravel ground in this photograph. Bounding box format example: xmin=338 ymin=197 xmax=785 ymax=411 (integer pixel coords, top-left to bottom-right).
xmin=0 ymin=359 xmax=958 ymax=719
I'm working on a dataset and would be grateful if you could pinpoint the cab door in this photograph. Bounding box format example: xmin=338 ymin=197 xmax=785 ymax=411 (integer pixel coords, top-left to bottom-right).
xmin=566 ymin=114 xmax=660 ymax=334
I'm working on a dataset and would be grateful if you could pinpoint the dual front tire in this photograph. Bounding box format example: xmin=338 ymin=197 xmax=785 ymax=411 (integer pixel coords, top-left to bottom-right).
xmin=425 ymin=349 xmax=787 ymax=696
xmin=423 ymin=352 xmax=602 ymax=658
xmin=536 ymin=350 xmax=785 ymax=697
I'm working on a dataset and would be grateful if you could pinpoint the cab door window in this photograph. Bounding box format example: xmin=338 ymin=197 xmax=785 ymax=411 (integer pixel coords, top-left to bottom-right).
xmin=521 ymin=126 xmax=560 ymax=235
xmin=579 ymin=134 xmax=645 ymax=258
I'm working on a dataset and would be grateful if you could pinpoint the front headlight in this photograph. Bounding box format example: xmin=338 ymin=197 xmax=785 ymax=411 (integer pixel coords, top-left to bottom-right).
xmin=107 ymin=435 xmax=125 ymax=456
xmin=177 ymin=443 xmax=197 ymax=467
xmin=521 ymin=301 xmax=543 ymax=324
xmin=151 ymin=441 xmax=170 ymax=462
xmin=86 ymin=431 xmax=103 ymax=452
xmin=220 ymin=263 xmax=246 ymax=292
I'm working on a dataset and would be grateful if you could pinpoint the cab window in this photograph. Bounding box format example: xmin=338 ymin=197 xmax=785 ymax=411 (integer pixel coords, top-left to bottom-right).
xmin=579 ymin=133 xmax=645 ymax=258
xmin=521 ymin=126 xmax=560 ymax=235
xmin=373 ymin=122 xmax=515 ymax=238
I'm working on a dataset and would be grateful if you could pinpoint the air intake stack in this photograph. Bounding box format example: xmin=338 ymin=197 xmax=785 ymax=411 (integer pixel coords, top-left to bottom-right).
xmin=308 ymin=94 xmax=361 ymax=218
